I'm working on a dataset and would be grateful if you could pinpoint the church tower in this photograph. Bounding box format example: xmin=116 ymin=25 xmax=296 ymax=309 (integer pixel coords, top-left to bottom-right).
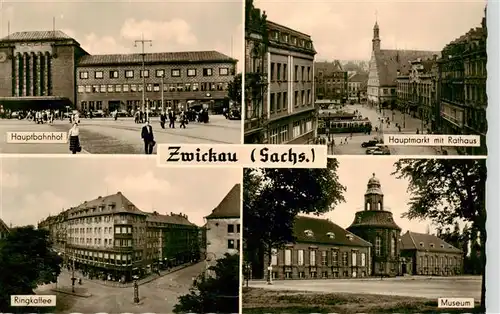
xmin=347 ymin=174 xmax=401 ymax=277
xmin=372 ymin=21 xmax=381 ymax=52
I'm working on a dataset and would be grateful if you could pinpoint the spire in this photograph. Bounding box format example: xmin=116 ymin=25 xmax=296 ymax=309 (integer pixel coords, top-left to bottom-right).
xmin=372 ymin=17 xmax=381 ymax=52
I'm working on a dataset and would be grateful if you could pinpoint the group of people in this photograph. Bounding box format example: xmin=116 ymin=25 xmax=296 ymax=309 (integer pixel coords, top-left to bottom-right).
xmin=25 ymin=110 xmax=57 ymax=124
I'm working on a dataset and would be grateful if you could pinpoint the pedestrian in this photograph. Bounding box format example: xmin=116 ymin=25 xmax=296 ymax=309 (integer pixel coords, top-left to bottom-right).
xmin=160 ymin=111 xmax=166 ymax=129
xmin=68 ymin=123 xmax=81 ymax=154
xmin=141 ymin=120 xmax=155 ymax=155
xmin=179 ymin=111 xmax=186 ymax=129
xmin=168 ymin=110 xmax=176 ymax=128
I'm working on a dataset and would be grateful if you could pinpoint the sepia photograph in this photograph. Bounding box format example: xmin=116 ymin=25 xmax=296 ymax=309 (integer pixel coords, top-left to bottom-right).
xmin=242 ymin=158 xmax=486 ymax=313
xmin=0 ymin=157 xmax=241 ymax=313
xmin=244 ymin=0 xmax=487 ymax=156
xmin=0 ymin=0 xmax=243 ymax=154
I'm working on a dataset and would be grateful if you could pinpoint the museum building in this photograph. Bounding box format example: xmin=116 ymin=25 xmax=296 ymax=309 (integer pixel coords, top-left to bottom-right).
xmin=0 ymin=30 xmax=236 ymax=113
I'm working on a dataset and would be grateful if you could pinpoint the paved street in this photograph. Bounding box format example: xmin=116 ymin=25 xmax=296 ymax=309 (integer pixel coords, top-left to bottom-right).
xmin=0 ymin=116 xmax=241 ymax=154
xmin=249 ymin=275 xmax=481 ymax=300
xmin=35 ymin=262 xmax=205 ymax=313
xmin=324 ymin=104 xmax=458 ymax=155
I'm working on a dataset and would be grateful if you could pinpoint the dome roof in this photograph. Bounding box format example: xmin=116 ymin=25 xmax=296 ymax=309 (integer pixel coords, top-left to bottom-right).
xmin=366 ymin=173 xmax=383 ymax=195
xmin=368 ymin=173 xmax=380 ymax=185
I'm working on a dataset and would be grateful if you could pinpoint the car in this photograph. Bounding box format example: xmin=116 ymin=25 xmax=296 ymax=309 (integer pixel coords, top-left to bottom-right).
xmin=366 ymin=145 xmax=391 ymax=155
xmin=365 ymin=146 xmax=379 ymax=154
xmin=361 ymin=140 xmax=379 ymax=148
xmin=228 ymin=108 xmax=241 ymax=120
xmin=93 ymin=110 xmax=104 ymax=117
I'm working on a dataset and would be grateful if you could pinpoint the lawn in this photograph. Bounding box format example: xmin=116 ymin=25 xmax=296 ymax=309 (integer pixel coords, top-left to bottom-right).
xmin=242 ymin=288 xmax=482 ymax=314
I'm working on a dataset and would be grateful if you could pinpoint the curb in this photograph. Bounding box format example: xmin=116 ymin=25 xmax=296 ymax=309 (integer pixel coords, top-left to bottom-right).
xmin=51 ymin=288 xmax=92 ymax=298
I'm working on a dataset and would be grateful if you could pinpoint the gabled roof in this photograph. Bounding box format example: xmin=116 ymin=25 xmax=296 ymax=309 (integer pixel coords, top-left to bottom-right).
xmin=1 ymin=30 xmax=74 ymax=42
xmin=349 ymin=72 xmax=368 ymax=83
xmin=69 ymin=192 xmax=146 ymax=216
xmin=315 ymin=60 xmax=344 ymax=73
xmin=0 ymin=218 xmax=10 ymax=234
xmin=294 ymin=216 xmax=372 ymax=247
xmin=373 ymin=49 xmax=440 ymax=86
xmin=206 ymin=184 xmax=241 ymax=219
xmin=77 ymin=51 xmax=236 ymax=66
xmin=400 ymin=231 xmax=462 ymax=254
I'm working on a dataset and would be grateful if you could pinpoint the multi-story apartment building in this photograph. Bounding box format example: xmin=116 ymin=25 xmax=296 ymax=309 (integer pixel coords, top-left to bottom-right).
xmin=38 ymin=192 xmax=198 ymax=282
xmin=347 ymin=72 xmax=368 ymax=102
xmin=0 ymin=30 xmax=236 ymax=114
xmin=205 ymin=184 xmax=241 ymax=266
xmin=266 ymin=216 xmax=372 ymax=280
xmin=244 ymin=0 xmax=317 ymax=144
xmin=396 ymin=57 xmax=438 ymax=132
xmin=400 ymin=231 xmax=463 ymax=276
xmin=438 ymin=11 xmax=487 ymax=155
xmin=315 ymin=61 xmax=348 ymax=104
xmin=368 ymin=21 xmax=438 ymax=110
xmin=0 ymin=218 xmax=10 ymax=239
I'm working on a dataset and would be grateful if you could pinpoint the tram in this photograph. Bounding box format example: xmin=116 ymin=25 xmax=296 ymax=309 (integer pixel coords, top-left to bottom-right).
xmin=318 ymin=112 xmax=372 ymax=134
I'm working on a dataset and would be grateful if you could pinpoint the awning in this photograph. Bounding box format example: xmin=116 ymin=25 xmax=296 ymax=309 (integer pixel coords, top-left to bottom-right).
xmin=0 ymin=96 xmax=73 ymax=110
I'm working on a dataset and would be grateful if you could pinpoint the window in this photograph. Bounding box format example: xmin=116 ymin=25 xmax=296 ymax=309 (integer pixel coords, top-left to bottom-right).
xmin=203 ymin=68 xmax=213 ymax=76
xmin=271 ymin=248 xmax=278 ymax=266
xmin=131 ymin=84 xmax=137 ymax=92
xmin=153 ymin=84 xmax=160 ymax=92
xmin=361 ymin=253 xmax=366 ymax=266
xmin=352 ymin=251 xmax=357 ymax=266
xmin=219 ymin=68 xmax=229 ymax=76
xmin=140 ymin=70 xmax=149 ymax=78
xmin=321 ymin=251 xmax=327 ymax=266
xmin=115 ymin=84 xmax=122 ymax=92
xmin=171 ymin=69 xmax=181 ymax=77
xmin=227 ymin=239 xmax=235 ymax=249
xmin=109 ymin=70 xmax=119 ymax=78
xmin=187 ymin=69 xmax=196 ymax=77
xmin=283 ymin=64 xmax=287 ymax=80
xmin=391 ymin=237 xmax=396 ymax=256
xmin=285 ymin=249 xmax=292 ymax=266
xmin=107 ymin=85 xmax=113 ymax=92
xmin=294 ymin=65 xmax=298 ymax=81
xmin=227 ymin=224 xmax=234 ymax=233
xmin=95 ymin=71 xmax=104 ymax=79
xmin=192 ymin=83 xmax=199 ymax=91
xmin=309 ymin=250 xmax=316 ymax=265
xmin=375 ymin=236 xmax=381 ymax=256
xmin=271 ymin=63 xmax=275 ymax=81
xmin=332 ymin=250 xmax=339 ymax=266
xmin=293 ymin=121 xmax=300 ymax=138
xmin=342 ymin=252 xmax=348 ymax=266
xmin=85 ymin=85 xmax=91 ymax=93
xmin=237 ymin=224 xmax=240 ymax=233
xmin=125 ymin=70 xmax=134 ymax=78
xmin=146 ymin=84 xmax=153 ymax=92
xmin=123 ymin=84 xmax=129 ymax=92
xmin=79 ymin=71 xmax=89 ymax=79
xmin=100 ymin=85 xmax=106 ymax=93
xmin=77 ymin=86 xmax=84 ymax=93
xmin=156 ymin=69 xmax=165 ymax=77
xmin=280 ymin=125 xmax=288 ymax=143
xmin=298 ymin=250 xmax=304 ymax=265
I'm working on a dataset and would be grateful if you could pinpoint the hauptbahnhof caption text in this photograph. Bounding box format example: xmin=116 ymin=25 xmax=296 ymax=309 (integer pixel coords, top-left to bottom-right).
xmin=157 ymin=144 xmax=327 ymax=168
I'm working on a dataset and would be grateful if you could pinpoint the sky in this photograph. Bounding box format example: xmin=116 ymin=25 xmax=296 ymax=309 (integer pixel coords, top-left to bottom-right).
xmin=313 ymin=157 xmax=444 ymax=234
xmin=254 ymin=0 xmax=486 ymax=61
xmin=0 ymin=157 xmax=241 ymax=227
xmin=0 ymin=0 xmax=243 ymax=69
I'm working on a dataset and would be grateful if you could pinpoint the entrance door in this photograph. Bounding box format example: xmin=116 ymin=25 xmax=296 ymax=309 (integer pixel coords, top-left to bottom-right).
xmin=402 ymin=263 xmax=407 ymax=275
xmin=108 ymin=100 xmax=121 ymax=112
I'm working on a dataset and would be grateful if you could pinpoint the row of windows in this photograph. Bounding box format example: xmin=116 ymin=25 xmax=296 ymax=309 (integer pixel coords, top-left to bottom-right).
xmin=279 ymin=270 xmax=367 ymax=279
xmin=227 ymin=224 xmax=241 ymax=234
xmin=79 ymin=67 xmax=231 ymax=80
xmin=77 ymin=82 xmax=229 ymax=93
xmin=271 ymin=249 xmax=367 ymax=267
xmin=227 ymin=239 xmax=241 ymax=249
xmin=269 ymin=89 xmax=312 ymax=114
xmin=418 ymin=255 xmax=459 ymax=267
xmin=269 ymin=30 xmax=313 ymax=50
xmin=268 ymin=117 xmax=313 ymax=145
xmin=270 ymin=63 xmax=312 ymax=82
xmin=374 ymin=236 xmax=397 ymax=257
xmin=292 ymin=118 xmax=313 ymax=139
xmin=68 ymin=237 xmax=144 ymax=247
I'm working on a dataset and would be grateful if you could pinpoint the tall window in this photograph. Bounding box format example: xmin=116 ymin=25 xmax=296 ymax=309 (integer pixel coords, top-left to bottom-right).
xmin=361 ymin=253 xmax=366 ymax=266
xmin=332 ymin=250 xmax=338 ymax=266
xmin=285 ymin=249 xmax=292 ymax=266
xmin=271 ymin=248 xmax=278 ymax=266
xmin=297 ymin=250 xmax=304 ymax=265
xmin=219 ymin=68 xmax=229 ymax=76
xmin=390 ymin=236 xmax=396 ymax=256
xmin=375 ymin=236 xmax=381 ymax=256
xmin=342 ymin=252 xmax=348 ymax=266
xmin=352 ymin=251 xmax=357 ymax=266
xmin=309 ymin=250 xmax=316 ymax=265
xmin=321 ymin=251 xmax=327 ymax=266
xmin=125 ymin=70 xmax=134 ymax=78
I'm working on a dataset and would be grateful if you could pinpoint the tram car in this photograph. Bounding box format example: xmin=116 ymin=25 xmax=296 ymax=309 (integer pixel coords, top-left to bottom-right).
xmin=318 ymin=112 xmax=372 ymax=134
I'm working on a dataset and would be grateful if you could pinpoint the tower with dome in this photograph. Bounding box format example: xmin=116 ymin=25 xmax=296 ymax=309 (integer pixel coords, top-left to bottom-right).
xmin=347 ymin=173 xmax=402 ymax=277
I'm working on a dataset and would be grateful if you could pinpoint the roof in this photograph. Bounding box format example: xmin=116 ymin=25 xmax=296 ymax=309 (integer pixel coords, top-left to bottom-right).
xmin=294 ymin=216 xmax=372 ymax=247
xmin=315 ymin=60 xmax=344 ymax=73
xmin=348 ymin=210 xmax=401 ymax=230
xmin=146 ymin=212 xmax=196 ymax=227
xmin=349 ymin=72 xmax=368 ymax=83
xmin=69 ymin=192 xmax=146 ymax=216
xmin=0 ymin=30 xmax=74 ymax=42
xmin=0 ymin=218 xmax=9 ymax=234
xmin=400 ymin=231 xmax=462 ymax=254
xmin=77 ymin=51 xmax=236 ymax=66
xmin=267 ymin=20 xmax=312 ymax=39
xmin=206 ymin=184 xmax=241 ymax=219
xmin=373 ymin=49 xmax=440 ymax=86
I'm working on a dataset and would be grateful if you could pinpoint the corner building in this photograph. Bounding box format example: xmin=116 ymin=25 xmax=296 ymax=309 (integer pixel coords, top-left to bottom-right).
xmin=38 ymin=192 xmax=199 ymax=282
xmin=245 ymin=0 xmax=317 ymax=144
xmin=0 ymin=31 xmax=236 ymax=113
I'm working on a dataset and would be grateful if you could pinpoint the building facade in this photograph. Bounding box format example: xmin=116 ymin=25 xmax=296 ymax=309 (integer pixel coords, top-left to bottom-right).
xmin=266 ymin=216 xmax=372 ymax=280
xmin=315 ymin=61 xmax=348 ymax=104
xmin=396 ymin=57 xmax=438 ymax=132
xmin=438 ymin=12 xmax=487 ymax=155
xmin=348 ymin=72 xmax=368 ymax=102
xmin=38 ymin=192 xmax=198 ymax=282
xmin=0 ymin=31 xmax=236 ymax=114
xmin=347 ymin=174 xmax=402 ymax=277
xmin=367 ymin=21 xmax=439 ymax=110
xmin=0 ymin=218 xmax=9 ymax=239
xmin=400 ymin=231 xmax=463 ymax=276
xmin=244 ymin=0 xmax=317 ymax=144
xmin=205 ymin=184 xmax=241 ymax=266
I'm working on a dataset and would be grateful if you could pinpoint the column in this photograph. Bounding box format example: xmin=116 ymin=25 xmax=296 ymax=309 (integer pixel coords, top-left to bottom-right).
xmin=22 ymin=53 xmax=28 ymax=96
xmin=44 ymin=53 xmax=50 ymax=96
xmin=14 ymin=53 xmax=20 ymax=97
xmin=36 ymin=52 xmax=43 ymax=96
xmin=30 ymin=52 xmax=36 ymax=96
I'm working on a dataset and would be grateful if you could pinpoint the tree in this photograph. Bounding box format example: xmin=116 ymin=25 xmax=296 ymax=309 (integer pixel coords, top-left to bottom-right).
xmin=174 ymin=253 xmax=239 ymax=314
xmin=227 ymin=73 xmax=242 ymax=104
xmin=0 ymin=226 xmax=62 ymax=313
xmin=244 ymin=159 xmax=346 ymax=280
xmin=392 ymin=159 xmax=486 ymax=311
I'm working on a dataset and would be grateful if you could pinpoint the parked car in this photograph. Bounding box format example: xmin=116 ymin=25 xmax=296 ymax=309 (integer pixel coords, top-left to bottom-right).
xmin=366 ymin=145 xmax=391 ymax=155
xmin=361 ymin=140 xmax=379 ymax=148
xmin=93 ymin=110 xmax=104 ymax=117
xmin=228 ymin=108 xmax=241 ymax=120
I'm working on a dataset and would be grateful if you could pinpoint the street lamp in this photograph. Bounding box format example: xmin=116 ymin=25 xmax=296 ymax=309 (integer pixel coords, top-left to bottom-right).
xmin=134 ymin=34 xmax=152 ymax=121
xmin=160 ymin=73 xmax=165 ymax=113
xmin=133 ymin=280 xmax=139 ymax=303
